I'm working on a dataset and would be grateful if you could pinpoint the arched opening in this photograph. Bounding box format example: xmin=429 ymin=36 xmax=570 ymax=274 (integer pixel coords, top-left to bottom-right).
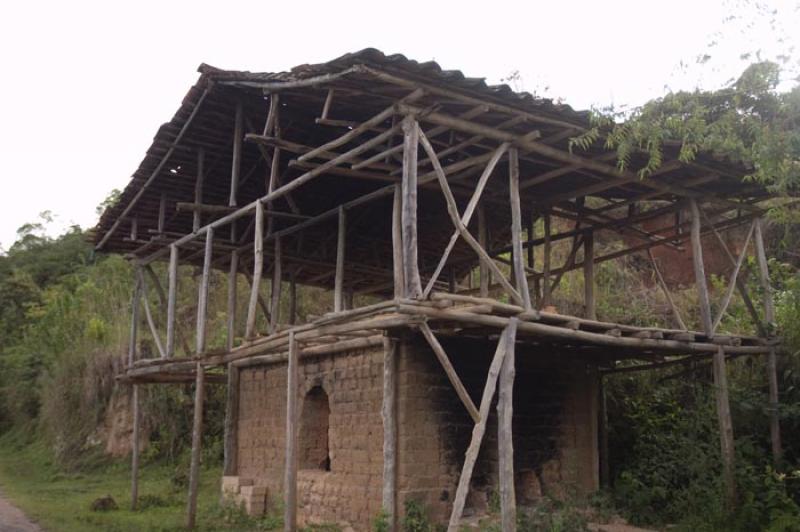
xmin=299 ymin=386 xmax=331 ymax=471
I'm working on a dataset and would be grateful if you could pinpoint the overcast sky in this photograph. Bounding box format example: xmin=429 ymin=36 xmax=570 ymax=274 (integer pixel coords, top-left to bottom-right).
xmin=0 ymin=0 xmax=797 ymax=251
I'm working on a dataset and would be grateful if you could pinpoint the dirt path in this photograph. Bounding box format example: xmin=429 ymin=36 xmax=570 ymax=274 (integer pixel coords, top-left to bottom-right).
xmin=0 ymin=490 xmax=40 ymax=532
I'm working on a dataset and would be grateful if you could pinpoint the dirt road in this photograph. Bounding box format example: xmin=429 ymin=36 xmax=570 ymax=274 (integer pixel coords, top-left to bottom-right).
xmin=0 ymin=490 xmax=39 ymax=532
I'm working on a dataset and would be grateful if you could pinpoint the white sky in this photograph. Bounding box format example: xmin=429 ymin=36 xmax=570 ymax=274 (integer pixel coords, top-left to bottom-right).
xmin=0 ymin=0 xmax=797 ymax=251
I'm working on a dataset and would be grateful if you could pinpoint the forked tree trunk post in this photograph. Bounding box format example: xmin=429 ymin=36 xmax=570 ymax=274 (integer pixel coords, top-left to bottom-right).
xmin=401 ymin=115 xmax=422 ymax=298
xmin=245 ymin=201 xmax=264 ymax=339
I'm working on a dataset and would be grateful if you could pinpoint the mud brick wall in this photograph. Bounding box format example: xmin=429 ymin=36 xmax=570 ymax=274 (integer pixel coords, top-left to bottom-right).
xmin=396 ymin=335 xmax=599 ymax=524
xmin=237 ymin=346 xmax=385 ymax=529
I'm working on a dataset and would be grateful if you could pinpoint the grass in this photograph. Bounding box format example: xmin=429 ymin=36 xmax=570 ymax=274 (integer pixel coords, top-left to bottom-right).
xmin=0 ymin=430 xmax=282 ymax=531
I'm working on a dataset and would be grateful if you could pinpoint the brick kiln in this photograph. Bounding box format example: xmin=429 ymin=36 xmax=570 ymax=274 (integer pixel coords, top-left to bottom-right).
xmin=93 ymin=49 xmax=781 ymax=530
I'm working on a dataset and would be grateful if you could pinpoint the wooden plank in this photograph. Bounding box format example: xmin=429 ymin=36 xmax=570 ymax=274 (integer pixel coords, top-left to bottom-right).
xmin=130 ymin=383 xmax=141 ymax=510
xmin=712 ymin=347 xmax=736 ymax=509
xmin=392 ymin=186 xmax=405 ymax=299
xmin=245 ymin=202 xmax=264 ymax=339
xmin=186 ymin=362 xmax=205 ymax=529
xmin=196 ymin=228 xmax=213 ymax=355
xmin=193 ymin=148 xmax=204 ymax=232
xmin=229 ymin=102 xmax=243 ymax=207
xmin=497 ymin=323 xmax=516 ymax=532
xmin=755 ymin=217 xmax=782 ymax=461
xmin=284 ymin=332 xmax=299 ymax=532
xmin=401 ymin=116 xmax=422 ymax=298
xmin=382 ymin=337 xmax=398 ymax=529
xmin=226 ymin=251 xmax=238 ymax=351
xmin=509 ymin=147 xmax=532 ymax=311
xmin=419 ymin=323 xmax=480 ymax=423
xmin=448 ymin=320 xmax=517 ymax=531
xmin=223 ymin=365 xmax=240 ymax=476
xmin=270 ymin=237 xmax=282 ymax=332
xmin=584 ymin=230 xmax=596 ymax=320
xmin=689 ymin=200 xmax=714 ymax=336
xmin=166 ymin=244 xmax=179 ymax=358
xmin=335 ymin=206 xmax=346 ymax=312
xmin=647 ymin=249 xmax=688 ymax=331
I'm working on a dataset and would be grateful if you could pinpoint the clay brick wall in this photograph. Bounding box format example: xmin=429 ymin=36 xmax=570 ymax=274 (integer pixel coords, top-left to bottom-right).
xmin=237 ymin=346 xmax=385 ymax=529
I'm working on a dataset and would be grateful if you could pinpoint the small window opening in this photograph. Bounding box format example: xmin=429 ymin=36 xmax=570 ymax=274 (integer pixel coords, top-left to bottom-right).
xmin=299 ymin=386 xmax=331 ymax=471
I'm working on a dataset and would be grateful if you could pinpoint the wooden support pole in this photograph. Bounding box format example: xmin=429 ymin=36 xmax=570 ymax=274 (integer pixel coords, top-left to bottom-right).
xmin=186 ymin=362 xmax=205 ymax=529
xmin=497 ymin=324 xmax=516 ymax=532
xmin=130 ymin=217 xmax=138 ymax=241
xmin=138 ymin=270 xmax=167 ymax=359
xmin=229 ymin=102 xmax=243 ymax=207
xmin=712 ymin=347 xmax=736 ymax=508
xmin=479 ymin=206 xmax=489 ymax=298
xmin=245 ymin=201 xmax=264 ymax=339
xmin=226 ymin=251 xmax=238 ymax=351
xmin=712 ymin=221 xmax=755 ymax=333
xmin=270 ymin=237 xmax=282 ymax=332
xmin=193 ymin=148 xmax=205 ymax=232
xmin=689 ymin=200 xmax=714 ymax=336
xmin=392 ymin=185 xmax=405 ymax=299
xmin=196 ymin=228 xmax=213 ymax=355
xmin=382 ymin=336 xmax=398 ymax=529
xmin=584 ymin=230 xmax=596 ymax=320
xmin=131 ymin=383 xmax=141 ymax=510
xmin=284 ymin=332 xmax=299 ymax=532
xmin=335 ymin=206 xmax=346 ymax=312
xmin=223 ymin=365 xmax=240 ymax=476
xmin=542 ymin=214 xmax=552 ymax=308
xmin=754 ymin=218 xmax=782 ymax=462
xmin=509 ymin=147 xmax=532 ymax=311
xmin=158 ymin=191 xmax=167 ymax=234
xmin=166 ymin=244 xmax=179 ymax=358
xmin=401 ymin=116 xmax=422 ymax=298
xmin=128 ymin=270 xmax=142 ymax=365
xmin=527 ymin=214 xmax=535 ymax=270
xmin=448 ymin=320 xmax=518 ymax=531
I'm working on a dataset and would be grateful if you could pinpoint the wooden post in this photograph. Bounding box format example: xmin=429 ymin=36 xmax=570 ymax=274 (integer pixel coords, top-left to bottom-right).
xmin=166 ymin=244 xmax=179 ymax=358
xmin=226 ymin=251 xmax=238 ymax=351
xmin=193 ymin=148 xmax=204 ymax=232
xmin=689 ymin=199 xmax=714 ymax=336
xmin=158 ymin=191 xmax=167 ymax=234
xmin=478 ymin=206 xmax=489 ymax=298
xmin=270 ymin=237 xmax=282 ymax=332
xmin=196 ymin=228 xmax=213 ymax=355
xmin=584 ymin=230 xmax=596 ymax=320
xmin=131 ymin=383 xmax=141 ymax=510
xmin=245 ymin=201 xmax=264 ymax=339
xmin=497 ymin=325 xmax=516 ymax=532
xmin=392 ymin=185 xmax=405 ymax=299
xmin=449 ymin=320 xmax=518 ymax=531
xmin=229 ymin=102 xmax=243 ymax=207
xmin=186 ymin=362 xmax=206 ymax=529
xmin=335 ymin=206 xmax=346 ymax=312
xmin=508 ymin=147 xmax=531 ymax=311
xmin=527 ymin=214 xmax=535 ymax=270
xmin=130 ymin=217 xmax=138 ymax=241
xmin=542 ymin=214 xmax=552 ymax=308
xmin=129 ymin=269 xmax=142 ymax=365
xmin=712 ymin=346 xmax=736 ymax=508
xmin=223 ymin=365 xmax=240 ymax=476
xmin=284 ymin=332 xmax=299 ymax=532
xmin=754 ymin=218 xmax=782 ymax=461
xmin=598 ymin=377 xmax=610 ymax=488
xmin=382 ymin=336 xmax=398 ymax=529
xmin=401 ymin=116 xmax=422 ymax=298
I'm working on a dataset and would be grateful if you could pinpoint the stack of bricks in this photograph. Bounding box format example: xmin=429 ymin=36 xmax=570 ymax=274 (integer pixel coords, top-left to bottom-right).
xmin=221 ymin=476 xmax=268 ymax=516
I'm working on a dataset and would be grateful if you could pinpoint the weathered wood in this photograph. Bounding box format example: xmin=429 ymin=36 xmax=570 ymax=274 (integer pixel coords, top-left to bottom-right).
xmin=712 ymin=346 xmax=736 ymax=508
xmin=392 ymin=186 xmax=405 ymax=299
xmin=382 ymin=336 xmax=398 ymax=529
xmin=401 ymin=116 xmax=422 ymax=298
xmin=334 ymin=206 xmax=346 ymax=312
xmin=158 ymin=191 xmax=167 ymax=234
xmin=497 ymin=323 xmax=516 ymax=532
xmin=245 ymin=201 xmax=264 ymax=339
xmin=130 ymin=217 xmax=138 ymax=241
xmin=478 ymin=206 xmax=489 ymax=298
xmin=130 ymin=383 xmax=141 ymax=510
xmin=138 ymin=270 xmax=167 ymax=359
xmin=196 ymin=228 xmax=213 ymax=355
xmin=599 ymin=377 xmax=610 ymax=487
xmin=270 ymin=237 xmax=282 ymax=332
xmin=448 ymin=320 xmax=517 ymax=531
xmin=226 ymin=251 xmax=238 ymax=351
xmin=229 ymin=102 xmax=243 ymax=207
xmin=754 ymin=217 xmax=782 ymax=461
xmin=584 ymin=230 xmax=596 ymax=320
xmin=284 ymin=332 xmax=299 ymax=532
xmin=713 ymin=221 xmax=755 ymax=333
xmin=223 ymin=365 xmax=240 ymax=476
xmin=186 ymin=362 xmax=205 ymax=529
xmin=419 ymin=323 xmax=480 ymax=423
xmin=166 ymin=244 xmax=179 ymax=358
xmin=193 ymin=148 xmax=205 ymax=232
xmin=129 ymin=271 xmax=142 ymax=365
xmin=647 ymin=249 xmax=688 ymax=331
xmin=690 ymin=200 xmax=714 ymax=336
xmin=509 ymin=147 xmax=531 ymax=311
xmin=542 ymin=214 xmax=552 ymax=308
